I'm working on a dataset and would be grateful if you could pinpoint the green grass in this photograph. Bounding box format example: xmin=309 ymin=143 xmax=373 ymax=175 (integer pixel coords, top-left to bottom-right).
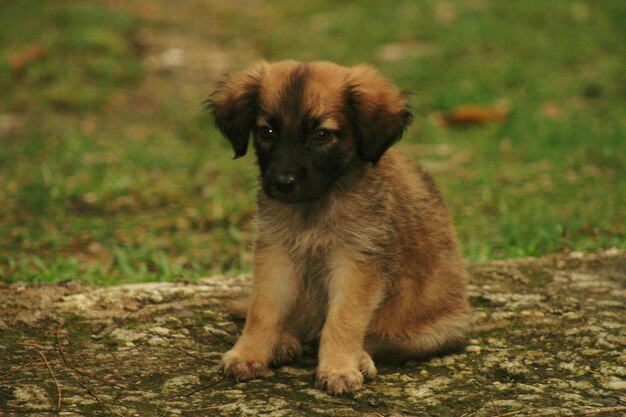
xmin=0 ymin=1 xmax=142 ymax=112
xmin=0 ymin=0 xmax=624 ymax=283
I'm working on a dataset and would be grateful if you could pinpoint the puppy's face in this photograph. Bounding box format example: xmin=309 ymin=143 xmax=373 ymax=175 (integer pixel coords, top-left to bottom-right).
xmin=210 ymin=61 xmax=411 ymax=203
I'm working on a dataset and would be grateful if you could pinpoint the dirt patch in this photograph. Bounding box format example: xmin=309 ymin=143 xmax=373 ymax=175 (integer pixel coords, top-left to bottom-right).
xmin=1 ymin=250 xmax=625 ymax=416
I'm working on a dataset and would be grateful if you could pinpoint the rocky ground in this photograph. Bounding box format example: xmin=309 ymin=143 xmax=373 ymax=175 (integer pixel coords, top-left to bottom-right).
xmin=1 ymin=250 xmax=625 ymax=416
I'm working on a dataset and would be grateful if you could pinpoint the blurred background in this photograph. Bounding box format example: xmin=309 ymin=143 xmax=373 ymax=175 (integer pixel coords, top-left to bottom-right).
xmin=0 ymin=0 xmax=623 ymax=284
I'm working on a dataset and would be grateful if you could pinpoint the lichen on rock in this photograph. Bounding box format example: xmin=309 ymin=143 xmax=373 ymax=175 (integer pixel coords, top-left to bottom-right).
xmin=0 ymin=250 xmax=624 ymax=416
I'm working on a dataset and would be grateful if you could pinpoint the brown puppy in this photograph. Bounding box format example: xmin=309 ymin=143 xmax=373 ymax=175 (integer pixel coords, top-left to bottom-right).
xmin=209 ymin=61 xmax=470 ymax=395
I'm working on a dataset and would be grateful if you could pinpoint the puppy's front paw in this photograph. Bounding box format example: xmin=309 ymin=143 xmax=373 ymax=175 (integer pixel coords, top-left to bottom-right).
xmin=359 ymin=351 xmax=377 ymax=379
xmin=221 ymin=349 xmax=268 ymax=381
xmin=316 ymin=367 xmax=364 ymax=395
xmin=273 ymin=333 xmax=302 ymax=365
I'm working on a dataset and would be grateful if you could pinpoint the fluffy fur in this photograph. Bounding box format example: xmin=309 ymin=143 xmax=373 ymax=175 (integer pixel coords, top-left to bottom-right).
xmin=209 ymin=60 xmax=470 ymax=395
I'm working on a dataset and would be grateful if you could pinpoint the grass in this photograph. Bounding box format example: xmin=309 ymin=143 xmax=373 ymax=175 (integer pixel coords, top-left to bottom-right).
xmin=0 ymin=0 xmax=624 ymax=284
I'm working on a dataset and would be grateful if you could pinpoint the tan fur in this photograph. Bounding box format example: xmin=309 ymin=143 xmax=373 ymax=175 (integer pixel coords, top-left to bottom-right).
xmin=210 ymin=61 xmax=471 ymax=395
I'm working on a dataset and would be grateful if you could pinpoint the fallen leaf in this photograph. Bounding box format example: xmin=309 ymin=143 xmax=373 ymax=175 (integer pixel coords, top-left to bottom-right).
xmin=541 ymin=101 xmax=561 ymax=119
xmin=436 ymin=105 xmax=509 ymax=126
xmin=0 ymin=113 xmax=24 ymax=133
xmin=375 ymin=41 xmax=436 ymax=62
xmin=434 ymin=1 xmax=457 ymax=24
xmin=10 ymin=44 xmax=46 ymax=73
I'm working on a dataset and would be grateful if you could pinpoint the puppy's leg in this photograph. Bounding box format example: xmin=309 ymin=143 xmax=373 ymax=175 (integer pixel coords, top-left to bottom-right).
xmin=316 ymin=253 xmax=384 ymax=395
xmin=222 ymin=243 xmax=299 ymax=380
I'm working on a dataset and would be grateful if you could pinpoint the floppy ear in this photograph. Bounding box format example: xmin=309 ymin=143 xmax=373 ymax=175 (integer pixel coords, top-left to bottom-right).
xmin=347 ymin=65 xmax=412 ymax=163
xmin=207 ymin=62 xmax=266 ymax=158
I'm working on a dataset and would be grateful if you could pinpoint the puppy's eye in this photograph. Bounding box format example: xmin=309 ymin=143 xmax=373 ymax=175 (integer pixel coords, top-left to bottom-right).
xmin=313 ymin=129 xmax=332 ymax=144
xmin=258 ymin=126 xmax=275 ymax=141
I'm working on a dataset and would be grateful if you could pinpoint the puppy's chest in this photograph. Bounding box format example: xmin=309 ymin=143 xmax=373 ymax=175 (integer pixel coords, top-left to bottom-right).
xmin=259 ymin=206 xmax=343 ymax=252
xmin=284 ymin=223 xmax=336 ymax=284
xmin=259 ymin=210 xmax=339 ymax=282
xmin=286 ymin=231 xmax=332 ymax=337
xmin=258 ymin=199 xmax=390 ymax=281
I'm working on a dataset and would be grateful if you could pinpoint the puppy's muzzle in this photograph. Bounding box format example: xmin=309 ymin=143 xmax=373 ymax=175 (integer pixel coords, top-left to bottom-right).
xmin=265 ymin=166 xmax=316 ymax=203
xmin=272 ymin=172 xmax=296 ymax=194
xmin=272 ymin=172 xmax=297 ymax=194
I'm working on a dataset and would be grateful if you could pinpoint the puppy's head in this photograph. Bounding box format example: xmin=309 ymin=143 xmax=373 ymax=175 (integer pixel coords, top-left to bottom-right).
xmin=209 ymin=61 xmax=411 ymax=203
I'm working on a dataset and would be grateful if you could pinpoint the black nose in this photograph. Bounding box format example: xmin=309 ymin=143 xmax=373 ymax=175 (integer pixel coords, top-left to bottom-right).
xmin=273 ymin=173 xmax=297 ymax=193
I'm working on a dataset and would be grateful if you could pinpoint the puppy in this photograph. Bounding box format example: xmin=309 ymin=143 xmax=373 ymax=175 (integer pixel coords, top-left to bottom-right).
xmin=209 ymin=61 xmax=470 ymax=395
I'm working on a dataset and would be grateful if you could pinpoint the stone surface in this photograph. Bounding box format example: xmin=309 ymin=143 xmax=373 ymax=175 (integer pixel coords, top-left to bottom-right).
xmin=0 ymin=250 xmax=625 ymax=416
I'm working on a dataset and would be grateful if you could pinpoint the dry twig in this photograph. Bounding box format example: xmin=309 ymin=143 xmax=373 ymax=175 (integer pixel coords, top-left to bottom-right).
xmin=19 ymin=342 xmax=47 ymax=349
xmin=0 ymin=357 xmax=41 ymax=379
xmin=181 ymin=379 xmax=225 ymax=397
xmin=561 ymin=407 xmax=626 ymax=417
xmin=76 ymin=380 xmax=125 ymax=417
xmin=55 ymin=323 xmax=126 ymax=416
xmin=172 ymin=345 xmax=213 ymax=364
xmin=4 ymin=408 xmax=61 ymax=414
xmin=55 ymin=326 xmax=127 ymax=389
xmin=180 ymin=405 xmax=222 ymax=412
xmin=38 ymin=351 xmax=61 ymax=410
xmin=494 ymin=411 xmax=523 ymax=417
xmin=489 ymin=392 xmax=501 ymax=416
